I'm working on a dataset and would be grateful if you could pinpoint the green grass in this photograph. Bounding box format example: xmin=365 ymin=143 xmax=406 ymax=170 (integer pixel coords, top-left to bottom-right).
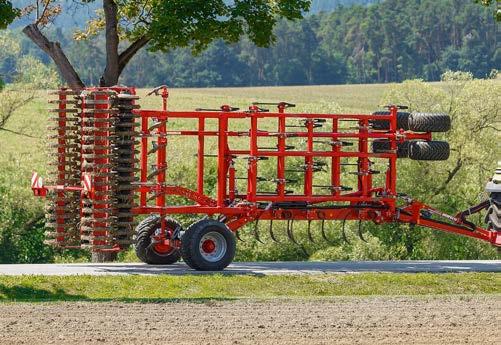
xmin=0 ymin=273 xmax=498 ymax=302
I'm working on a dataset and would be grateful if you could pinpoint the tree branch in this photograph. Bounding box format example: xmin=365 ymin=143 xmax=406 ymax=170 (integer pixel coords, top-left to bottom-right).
xmin=434 ymin=158 xmax=463 ymax=194
xmin=118 ymin=36 xmax=151 ymax=76
xmin=22 ymin=24 xmax=84 ymax=89
xmin=101 ymin=0 xmax=120 ymax=86
xmin=0 ymin=127 xmax=41 ymax=139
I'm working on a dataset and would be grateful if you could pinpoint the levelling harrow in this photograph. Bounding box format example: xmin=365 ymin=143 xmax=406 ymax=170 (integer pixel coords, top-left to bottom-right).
xmin=32 ymin=86 xmax=500 ymax=270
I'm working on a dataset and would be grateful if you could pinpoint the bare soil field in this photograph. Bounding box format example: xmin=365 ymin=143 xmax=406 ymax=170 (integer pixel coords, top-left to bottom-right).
xmin=0 ymin=296 xmax=499 ymax=345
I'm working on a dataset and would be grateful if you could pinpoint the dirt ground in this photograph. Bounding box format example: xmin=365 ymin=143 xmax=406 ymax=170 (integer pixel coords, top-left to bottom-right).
xmin=0 ymin=296 xmax=499 ymax=345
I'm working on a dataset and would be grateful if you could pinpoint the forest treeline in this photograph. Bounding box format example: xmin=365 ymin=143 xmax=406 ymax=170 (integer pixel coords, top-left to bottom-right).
xmin=1 ymin=0 xmax=499 ymax=87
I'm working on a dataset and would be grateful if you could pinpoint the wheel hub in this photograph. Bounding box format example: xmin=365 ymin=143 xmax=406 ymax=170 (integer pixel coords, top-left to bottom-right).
xmin=153 ymin=242 xmax=173 ymax=254
xmin=198 ymin=231 xmax=227 ymax=262
xmin=201 ymin=239 xmax=216 ymax=253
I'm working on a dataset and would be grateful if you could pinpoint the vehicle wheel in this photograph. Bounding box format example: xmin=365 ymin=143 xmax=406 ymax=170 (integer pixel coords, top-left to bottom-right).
xmin=370 ymin=111 xmax=410 ymax=130
xmin=409 ymin=141 xmax=450 ymax=161
xmin=134 ymin=215 xmax=182 ymax=264
xmin=408 ymin=113 xmax=451 ymax=132
xmin=181 ymin=219 xmax=236 ymax=271
xmin=485 ymin=192 xmax=501 ymax=231
xmin=372 ymin=140 xmax=409 ymax=158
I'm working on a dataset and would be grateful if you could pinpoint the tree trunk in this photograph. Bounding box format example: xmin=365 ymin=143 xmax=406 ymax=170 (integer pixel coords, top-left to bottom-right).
xmin=92 ymin=251 xmax=118 ymax=263
xmin=100 ymin=0 xmax=120 ymax=86
xmin=22 ymin=24 xmax=85 ymax=90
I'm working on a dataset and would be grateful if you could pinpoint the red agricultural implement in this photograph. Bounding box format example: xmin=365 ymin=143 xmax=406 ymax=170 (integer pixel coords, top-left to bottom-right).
xmin=32 ymin=86 xmax=500 ymax=270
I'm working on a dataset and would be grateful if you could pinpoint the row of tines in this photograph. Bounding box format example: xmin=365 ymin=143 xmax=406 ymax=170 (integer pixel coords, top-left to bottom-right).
xmin=45 ymin=88 xmax=140 ymax=251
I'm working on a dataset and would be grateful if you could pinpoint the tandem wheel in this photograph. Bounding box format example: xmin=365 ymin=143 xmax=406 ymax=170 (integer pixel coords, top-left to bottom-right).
xmin=181 ymin=219 xmax=236 ymax=271
xmin=134 ymin=215 xmax=182 ymax=265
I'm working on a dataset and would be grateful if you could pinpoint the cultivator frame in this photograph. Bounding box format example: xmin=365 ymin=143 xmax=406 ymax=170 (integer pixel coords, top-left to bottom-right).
xmin=32 ymin=86 xmax=500 ymax=269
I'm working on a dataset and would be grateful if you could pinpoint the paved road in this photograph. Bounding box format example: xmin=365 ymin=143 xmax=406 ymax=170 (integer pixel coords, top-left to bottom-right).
xmin=0 ymin=260 xmax=499 ymax=276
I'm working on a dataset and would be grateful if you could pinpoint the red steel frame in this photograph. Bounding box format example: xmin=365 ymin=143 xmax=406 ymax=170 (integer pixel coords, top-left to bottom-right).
xmin=33 ymin=86 xmax=501 ymax=251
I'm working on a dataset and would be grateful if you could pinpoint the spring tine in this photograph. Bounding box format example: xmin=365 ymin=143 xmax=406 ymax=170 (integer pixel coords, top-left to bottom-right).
xmin=341 ymin=214 xmax=351 ymax=245
xmin=286 ymin=220 xmax=292 ymax=242
xmin=285 ymin=220 xmax=308 ymax=256
xmin=236 ymin=231 xmax=245 ymax=242
xmin=253 ymin=219 xmax=264 ymax=244
xmin=307 ymin=220 xmax=316 ymax=243
xmin=320 ymin=219 xmax=329 ymax=242
xmin=358 ymin=220 xmax=368 ymax=243
xmin=287 ymin=219 xmax=300 ymax=246
xmin=269 ymin=220 xmax=280 ymax=243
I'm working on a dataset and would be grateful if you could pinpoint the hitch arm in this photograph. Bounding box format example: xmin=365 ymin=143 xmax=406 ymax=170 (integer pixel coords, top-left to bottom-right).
xmin=397 ymin=200 xmax=500 ymax=247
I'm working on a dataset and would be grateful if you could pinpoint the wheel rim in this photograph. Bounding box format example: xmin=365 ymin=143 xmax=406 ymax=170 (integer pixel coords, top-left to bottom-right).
xmin=199 ymin=231 xmax=227 ymax=262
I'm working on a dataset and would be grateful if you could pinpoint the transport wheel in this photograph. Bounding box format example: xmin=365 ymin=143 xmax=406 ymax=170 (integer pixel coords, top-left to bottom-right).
xmin=372 ymin=140 xmax=409 ymax=158
xmin=181 ymin=219 xmax=236 ymax=271
xmin=409 ymin=141 xmax=450 ymax=161
xmin=408 ymin=113 xmax=451 ymax=132
xmin=134 ymin=215 xmax=182 ymax=265
xmin=485 ymin=193 xmax=501 ymax=231
xmin=370 ymin=111 xmax=410 ymax=130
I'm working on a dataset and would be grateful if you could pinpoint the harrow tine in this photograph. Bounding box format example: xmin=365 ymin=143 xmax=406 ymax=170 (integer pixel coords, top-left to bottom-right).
xmin=358 ymin=220 xmax=368 ymax=243
xmin=320 ymin=220 xmax=337 ymax=245
xmin=286 ymin=219 xmax=300 ymax=245
xmin=307 ymin=220 xmax=316 ymax=243
xmin=341 ymin=213 xmax=351 ymax=245
xmin=236 ymin=230 xmax=245 ymax=242
xmin=253 ymin=219 xmax=264 ymax=244
xmin=269 ymin=220 xmax=281 ymax=243
xmin=286 ymin=219 xmax=309 ymax=256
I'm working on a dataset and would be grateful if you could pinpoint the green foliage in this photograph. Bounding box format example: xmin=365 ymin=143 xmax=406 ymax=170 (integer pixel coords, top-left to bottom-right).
xmin=0 ymin=0 xmax=17 ymax=29
xmin=377 ymin=74 xmax=499 ymax=259
xmin=474 ymin=0 xmax=500 ymax=21
xmin=146 ymin=0 xmax=310 ymax=53
xmin=15 ymin=55 xmax=60 ymax=89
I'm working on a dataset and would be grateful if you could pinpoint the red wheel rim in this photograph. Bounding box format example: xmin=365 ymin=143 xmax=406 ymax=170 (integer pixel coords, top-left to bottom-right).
xmin=201 ymin=239 xmax=216 ymax=254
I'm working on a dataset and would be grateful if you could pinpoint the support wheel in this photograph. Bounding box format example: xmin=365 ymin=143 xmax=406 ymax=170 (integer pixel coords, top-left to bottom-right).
xmin=372 ymin=140 xmax=409 ymax=158
xmin=408 ymin=113 xmax=451 ymax=132
xmin=134 ymin=215 xmax=182 ymax=265
xmin=370 ymin=111 xmax=410 ymax=130
xmin=409 ymin=141 xmax=450 ymax=161
xmin=181 ymin=219 xmax=236 ymax=271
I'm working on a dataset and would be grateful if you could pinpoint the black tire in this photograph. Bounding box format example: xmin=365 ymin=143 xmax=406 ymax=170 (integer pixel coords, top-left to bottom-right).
xmin=409 ymin=141 xmax=450 ymax=161
xmin=485 ymin=193 xmax=501 ymax=231
xmin=408 ymin=113 xmax=451 ymax=132
xmin=370 ymin=111 xmax=410 ymax=130
xmin=134 ymin=215 xmax=182 ymax=265
xmin=181 ymin=219 xmax=236 ymax=271
xmin=372 ymin=140 xmax=409 ymax=158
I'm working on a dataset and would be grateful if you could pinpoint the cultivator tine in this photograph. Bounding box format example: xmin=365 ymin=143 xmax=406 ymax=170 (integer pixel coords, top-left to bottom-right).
xmin=341 ymin=214 xmax=351 ymax=245
xmin=307 ymin=220 xmax=316 ymax=243
xmin=286 ymin=220 xmax=309 ymax=255
xmin=268 ymin=220 xmax=281 ymax=243
xmin=235 ymin=230 xmax=245 ymax=242
xmin=358 ymin=220 xmax=368 ymax=243
xmin=320 ymin=220 xmax=328 ymax=242
xmin=253 ymin=219 xmax=264 ymax=244
xmin=286 ymin=219 xmax=299 ymax=245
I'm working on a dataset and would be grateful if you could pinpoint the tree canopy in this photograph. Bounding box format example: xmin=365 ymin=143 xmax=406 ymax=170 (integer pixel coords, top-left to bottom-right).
xmin=1 ymin=0 xmax=310 ymax=88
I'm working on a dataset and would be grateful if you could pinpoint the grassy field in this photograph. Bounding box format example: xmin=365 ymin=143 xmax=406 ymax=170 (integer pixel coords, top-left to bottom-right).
xmin=0 ymin=273 xmax=498 ymax=302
